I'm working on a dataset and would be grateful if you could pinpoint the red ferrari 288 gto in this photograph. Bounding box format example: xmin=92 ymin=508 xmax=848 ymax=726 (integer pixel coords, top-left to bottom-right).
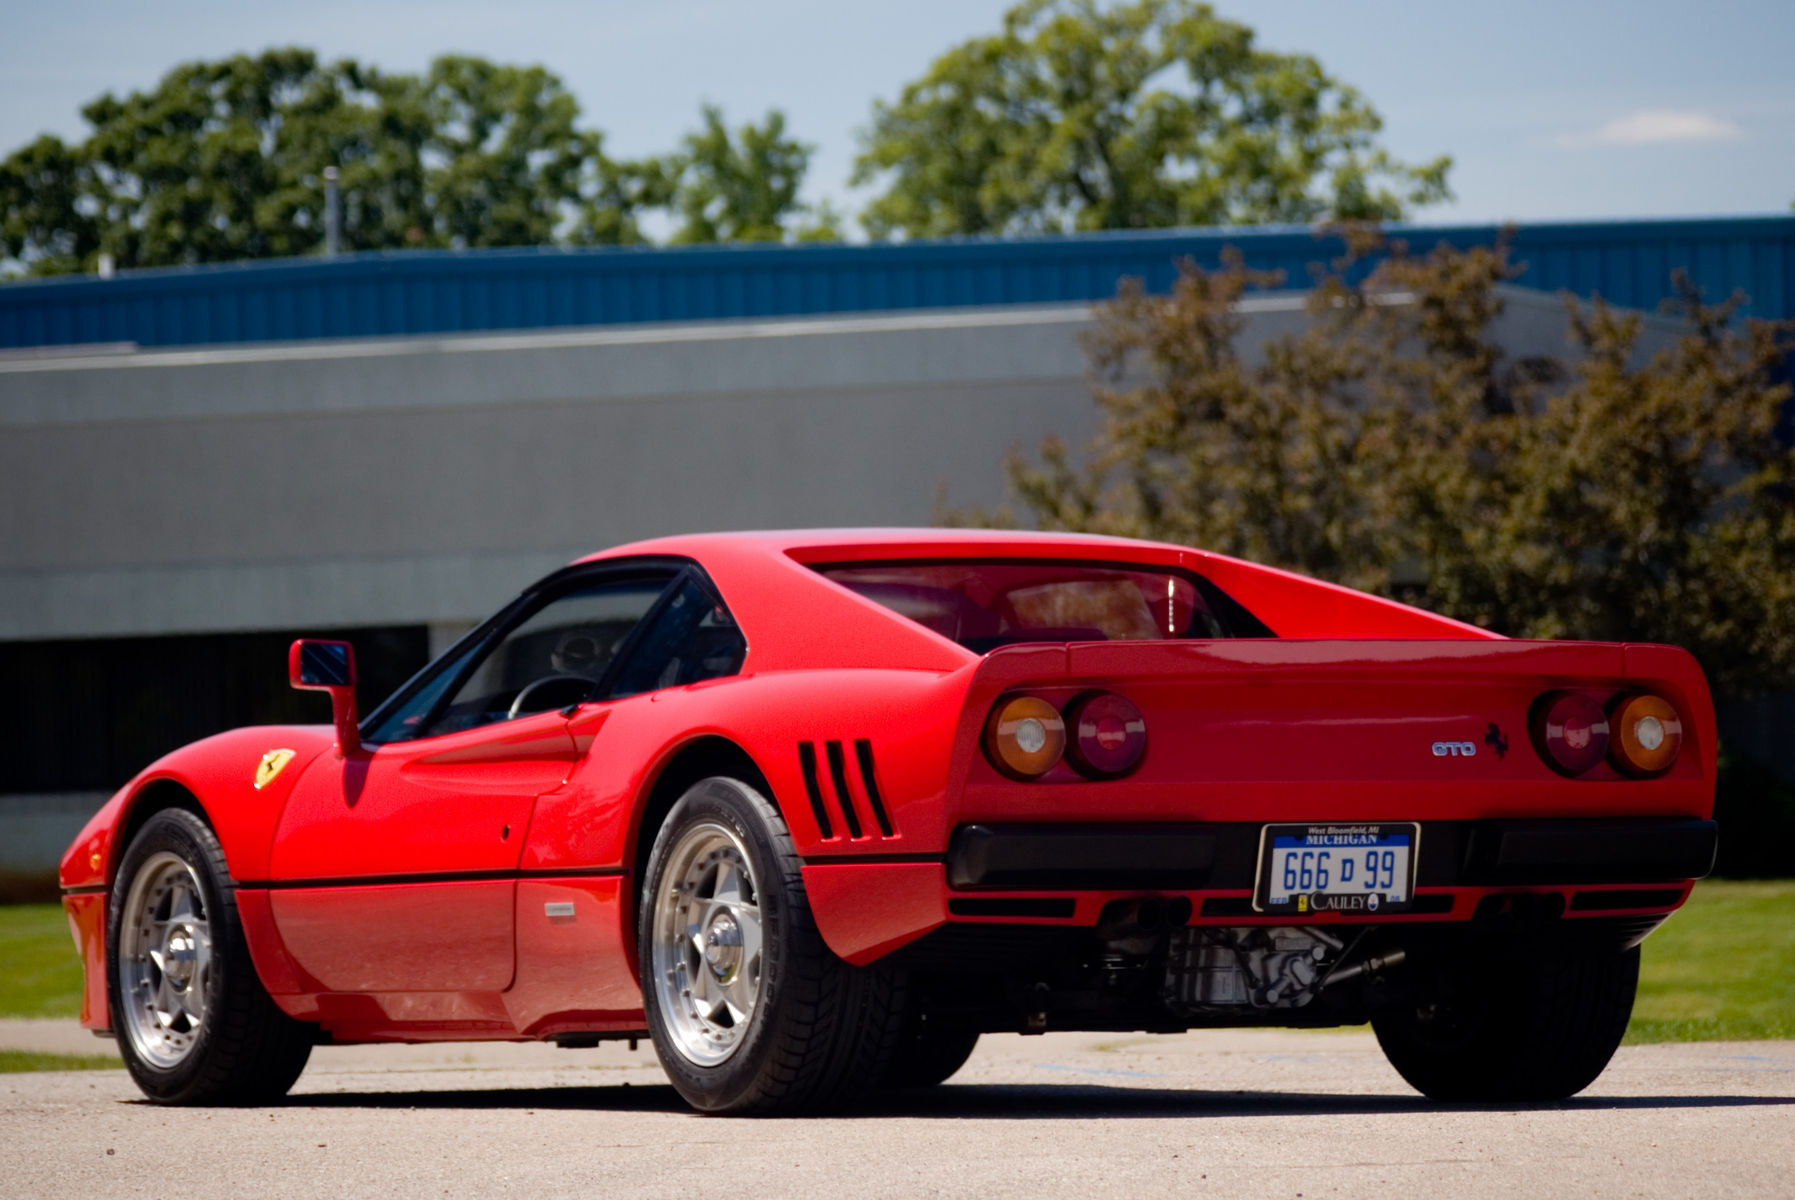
xmin=61 ymin=529 xmax=1717 ymax=1113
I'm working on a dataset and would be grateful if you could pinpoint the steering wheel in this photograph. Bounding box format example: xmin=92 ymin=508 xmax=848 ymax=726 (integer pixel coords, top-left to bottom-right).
xmin=507 ymin=674 xmax=594 ymax=720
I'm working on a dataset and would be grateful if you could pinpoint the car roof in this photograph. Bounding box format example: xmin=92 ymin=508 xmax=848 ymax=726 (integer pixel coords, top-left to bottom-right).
xmin=573 ymin=527 xmax=1194 ymax=566
xmin=568 ymin=529 xmax=1200 ymax=673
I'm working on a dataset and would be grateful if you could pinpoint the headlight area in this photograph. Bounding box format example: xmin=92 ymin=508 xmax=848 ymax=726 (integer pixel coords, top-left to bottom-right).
xmin=983 ymin=690 xmax=1146 ymax=781
xmin=1531 ymin=689 xmax=1685 ymax=778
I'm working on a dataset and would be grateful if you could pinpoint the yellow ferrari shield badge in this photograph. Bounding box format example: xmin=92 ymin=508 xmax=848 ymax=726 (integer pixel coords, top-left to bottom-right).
xmin=254 ymin=748 xmax=298 ymax=790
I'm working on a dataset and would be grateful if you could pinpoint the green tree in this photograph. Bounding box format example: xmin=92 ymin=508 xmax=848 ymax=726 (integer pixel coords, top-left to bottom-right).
xmin=954 ymin=235 xmax=1795 ymax=695
xmin=664 ymin=105 xmax=828 ymax=244
xmin=853 ymin=0 xmax=1451 ymax=239
xmin=0 ymin=134 xmax=100 ymax=275
xmin=0 ymin=48 xmax=659 ymax=274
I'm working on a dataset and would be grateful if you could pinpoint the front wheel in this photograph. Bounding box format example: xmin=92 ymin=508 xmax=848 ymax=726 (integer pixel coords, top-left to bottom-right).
xmin=107 ymin=806 xmax=313 ymax=1104
xmin=639 ymin=776 xmax=902 ymax=1115
xmin=1372 ymin=940 xmax=1639 ymax=1102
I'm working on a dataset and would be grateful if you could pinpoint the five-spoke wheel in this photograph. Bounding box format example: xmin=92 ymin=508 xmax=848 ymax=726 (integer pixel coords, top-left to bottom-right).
xmin=107 ymin=806 xmax=313 ymax=1104
xmin=639 ymin=776 xmax=904 ymax=1114
xmin=649 ymin=822 xmax=766 ymax=1066
xmin=118 ymin=851 xmax=213 ymax=1069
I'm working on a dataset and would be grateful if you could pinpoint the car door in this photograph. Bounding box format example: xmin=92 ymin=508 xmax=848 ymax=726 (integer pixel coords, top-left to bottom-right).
xmin=267 ymin=568 xmax=678 ymax=995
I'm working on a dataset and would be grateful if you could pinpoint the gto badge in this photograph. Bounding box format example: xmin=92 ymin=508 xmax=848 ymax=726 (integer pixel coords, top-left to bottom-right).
xmin=1431 ymin=741 xmax=1477 ymax=758
xmin=254 ymin=748 xmax=298 ymax=790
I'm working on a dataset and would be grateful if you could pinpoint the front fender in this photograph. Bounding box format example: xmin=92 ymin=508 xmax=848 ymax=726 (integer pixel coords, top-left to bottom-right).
xmin=59 ymin=725 xmax=338 ymax=892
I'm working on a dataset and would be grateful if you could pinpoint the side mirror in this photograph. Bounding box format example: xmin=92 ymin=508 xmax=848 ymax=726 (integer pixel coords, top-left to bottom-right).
xmin=289 ymin=639 xmax=361 ymax=757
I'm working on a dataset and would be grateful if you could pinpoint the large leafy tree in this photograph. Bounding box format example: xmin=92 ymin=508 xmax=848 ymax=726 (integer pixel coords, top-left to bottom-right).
xmin=663 ymin=105 xmax=837 ymax=244
xmin=954 ymin=235 xmax=1795 ymax=696
xmin=853 ymin=0 xmax=1452 ymax=239
xmin=0 ymin=49 xmax=799 ymax=274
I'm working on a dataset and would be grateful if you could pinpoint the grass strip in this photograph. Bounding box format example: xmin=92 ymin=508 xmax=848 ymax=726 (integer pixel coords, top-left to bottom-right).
xmin=1626 ymin=879 xmax=1795 ymax=1043
xmin=1 ymin=883 xmax=1789 ymax=1041
xmin=0 ymin=903 xmax=84 ymax=1018
xmin=0 ymin=1049 xmax=119 ymax=1073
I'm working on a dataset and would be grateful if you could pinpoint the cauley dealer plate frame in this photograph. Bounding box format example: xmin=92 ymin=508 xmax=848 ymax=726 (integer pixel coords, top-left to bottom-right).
xmin=1251 ymin=822 xmax=1421 ymax=915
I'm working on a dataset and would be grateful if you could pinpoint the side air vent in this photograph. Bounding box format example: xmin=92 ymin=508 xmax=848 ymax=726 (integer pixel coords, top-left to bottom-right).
xmin=797 ymin=738 xmax=900 ymax=841
xmin=823 ymin=741 xmax=864 ymax=839
xmin=797 ymin=741 xmax=833 ymax=840
xmin=853 ymin=739 xmax=895 ymax=837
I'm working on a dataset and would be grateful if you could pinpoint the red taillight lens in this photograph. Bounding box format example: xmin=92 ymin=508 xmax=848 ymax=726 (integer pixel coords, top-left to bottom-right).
xmin=1609 ymin=693 xmax=1683 ymax=776
xmin=1535 ymin=692 xmax=1611 ymax=776
xmin=1066 ymin=691 xmax=1147 ymax=778
xmin=983 ymin=695 xmax=1066 ymax=780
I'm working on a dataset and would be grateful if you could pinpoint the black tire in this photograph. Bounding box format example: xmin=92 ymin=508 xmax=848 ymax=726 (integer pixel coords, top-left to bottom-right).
xmin=1372 ymin=941 xmax=1640 ymax=1102
xmin=880 ymin=1020 xmax=979 ymax=1089
xmin=638 ymin=776 xmax=904 ymax=1115
xmin=107 ymin=806 xmax=313 ymax=1105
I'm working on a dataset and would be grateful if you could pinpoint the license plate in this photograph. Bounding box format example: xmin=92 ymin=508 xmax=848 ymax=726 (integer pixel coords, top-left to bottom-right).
xmin=1253 ymin=823 xmax=1419 ymax=914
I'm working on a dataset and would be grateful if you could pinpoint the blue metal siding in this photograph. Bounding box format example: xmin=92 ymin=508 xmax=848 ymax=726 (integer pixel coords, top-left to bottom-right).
xmin=1 ymin=215 xmax=1792 ymax=351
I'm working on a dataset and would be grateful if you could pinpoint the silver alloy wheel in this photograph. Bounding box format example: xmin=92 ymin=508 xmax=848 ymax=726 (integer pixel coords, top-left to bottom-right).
xmin=118 ymin=851 xmax=212 ymax=1069
xmin=649 ymin=821 xmax=765 ymax=1067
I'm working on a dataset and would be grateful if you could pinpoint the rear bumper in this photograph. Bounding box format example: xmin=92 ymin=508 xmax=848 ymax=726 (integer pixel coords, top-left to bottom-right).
xmin=801 ymin=817 xmax=1715 ymax=965
xmin=946 ymin=818 xmax=1717 ymax=890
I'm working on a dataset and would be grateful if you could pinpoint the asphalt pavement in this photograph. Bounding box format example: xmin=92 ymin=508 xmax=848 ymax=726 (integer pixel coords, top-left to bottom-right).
xmin=1 ymin=1022 xmax=1790 ymax=1198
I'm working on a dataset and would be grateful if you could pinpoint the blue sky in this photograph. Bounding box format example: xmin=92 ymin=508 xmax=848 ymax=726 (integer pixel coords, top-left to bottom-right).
xmin=4 ymin=0 xmax=1791 ymax=229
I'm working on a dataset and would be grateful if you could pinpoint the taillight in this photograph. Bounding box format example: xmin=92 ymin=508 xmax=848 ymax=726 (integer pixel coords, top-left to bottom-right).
xmin=1065 ymin=691 xmax=1147 ymax=778
xmin=1609 ymin=693 xmax=1683 ymax=776
xmin=1534 ymin=692 xmax=1610 ymax=776
xmin=984 ymin=695 xmax=1066 ymax=780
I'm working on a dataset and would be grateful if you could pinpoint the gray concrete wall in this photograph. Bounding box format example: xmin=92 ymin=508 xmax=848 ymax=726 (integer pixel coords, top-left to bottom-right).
xmin=0 ymin=304 xmax=1111 ymax=639
xmin=0 ymin=286 xmax=1671 ymax=643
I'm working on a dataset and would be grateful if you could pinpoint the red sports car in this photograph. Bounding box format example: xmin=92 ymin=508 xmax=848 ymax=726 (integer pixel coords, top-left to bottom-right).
xmin=61 ymin=529 xmax=1717 ymax=1114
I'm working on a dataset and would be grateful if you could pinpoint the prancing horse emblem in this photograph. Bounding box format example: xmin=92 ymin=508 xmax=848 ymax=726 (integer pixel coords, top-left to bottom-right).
xmin=254 ymin=748 xmax=297 ymax=790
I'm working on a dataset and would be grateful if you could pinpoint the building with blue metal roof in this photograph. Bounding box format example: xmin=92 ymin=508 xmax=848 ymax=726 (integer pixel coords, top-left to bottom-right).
xmin=3 ymin=215 xmax=1792 ymax=351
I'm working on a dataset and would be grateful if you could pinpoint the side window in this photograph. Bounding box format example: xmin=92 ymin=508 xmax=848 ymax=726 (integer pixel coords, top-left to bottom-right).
xmin=418 ymin=575 xmax=673 ymax=738
xmin=606 ymin=576 xmax=746 ymax=700
xmin=364 ymin=635 xmax=487 ymax=745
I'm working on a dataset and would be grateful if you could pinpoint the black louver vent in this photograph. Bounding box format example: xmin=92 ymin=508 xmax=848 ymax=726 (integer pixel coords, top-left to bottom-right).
xmin=798 ymin=738 xmax=898 ymax=840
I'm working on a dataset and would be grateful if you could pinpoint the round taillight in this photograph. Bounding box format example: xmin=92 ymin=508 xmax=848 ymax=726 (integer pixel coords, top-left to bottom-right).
xmin=984 ymin=695 xmax=1066 ymax=780
xmin=1536 ymin=692 xmax=1611 ymax=776
xmin=1066 ymin=691 xmax=1147 ymax=778
xmin=1609 ymin=693 xmax=1683 ymax=776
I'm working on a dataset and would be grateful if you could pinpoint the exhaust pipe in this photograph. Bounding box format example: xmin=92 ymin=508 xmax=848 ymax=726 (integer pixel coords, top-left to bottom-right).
xmin=1097 ymin=897 xmax=1193 ymax=949
xmin=1322 ymin=948 xmax=1407 ymax=988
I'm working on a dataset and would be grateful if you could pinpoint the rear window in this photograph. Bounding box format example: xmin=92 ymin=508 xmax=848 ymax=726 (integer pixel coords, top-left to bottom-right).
xmin=814 ymin=559 xmax=1274 ymax=651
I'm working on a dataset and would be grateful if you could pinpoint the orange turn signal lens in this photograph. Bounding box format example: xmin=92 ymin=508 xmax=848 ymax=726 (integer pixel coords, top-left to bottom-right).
xmin=984 ymin=695 xmax=1066 ymax=780
xmin=1609 ymin=693 xmax=1683 ymax=776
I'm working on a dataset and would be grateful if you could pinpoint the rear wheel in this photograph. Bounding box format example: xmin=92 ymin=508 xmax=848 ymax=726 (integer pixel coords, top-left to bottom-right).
xmin=1372 ymin=940 xmax=1639 ymax=1102
xmin=639 ymin=776 xmax=903 ymax=1114
xmin=108 ymin=807 xmax=313 ymax=1104
xmin=880 ymin=1020 xmax=979 ymax=1089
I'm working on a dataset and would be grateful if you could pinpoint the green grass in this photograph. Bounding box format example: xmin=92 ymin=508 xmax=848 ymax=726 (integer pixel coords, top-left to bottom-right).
xmin=1626 ymin=879 xmax=1795 ymax=1043
xmin=0 ymin=1049 xmax=118 ymax=1073
xmin=1 ymin=883 xmax=1790 ymax=1043
xmin=0 ymin=903 xmax=84 ymax=1018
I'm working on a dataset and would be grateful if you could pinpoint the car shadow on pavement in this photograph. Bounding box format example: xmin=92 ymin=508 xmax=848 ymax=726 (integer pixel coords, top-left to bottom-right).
xmin=262 ymin=1083 xmax=1795 ymax=1119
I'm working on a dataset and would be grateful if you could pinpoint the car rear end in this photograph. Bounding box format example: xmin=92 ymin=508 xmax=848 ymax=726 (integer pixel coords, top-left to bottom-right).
xmin=797 ymin=548 xmax=1715 ymax=1091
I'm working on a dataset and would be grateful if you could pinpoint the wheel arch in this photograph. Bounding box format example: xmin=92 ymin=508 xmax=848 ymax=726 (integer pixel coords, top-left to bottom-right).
xmin=112 ymin=778 xmax=209 ymax=885
xmin=628 ymin=735 xmax=774 ymax=900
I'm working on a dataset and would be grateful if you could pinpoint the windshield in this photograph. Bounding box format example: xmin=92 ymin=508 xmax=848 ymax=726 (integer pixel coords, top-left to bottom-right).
xmin=814 ymin=559 xmax=1273 ymax=651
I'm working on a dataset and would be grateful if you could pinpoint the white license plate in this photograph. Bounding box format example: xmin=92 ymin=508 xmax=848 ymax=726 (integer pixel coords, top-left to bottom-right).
xmin=1253 ymin=823 xmax=1419 ymax=914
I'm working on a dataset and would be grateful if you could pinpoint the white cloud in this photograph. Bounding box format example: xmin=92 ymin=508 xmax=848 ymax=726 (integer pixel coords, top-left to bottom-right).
xmin=1556 ymin=109 xmax=1745 ymax=148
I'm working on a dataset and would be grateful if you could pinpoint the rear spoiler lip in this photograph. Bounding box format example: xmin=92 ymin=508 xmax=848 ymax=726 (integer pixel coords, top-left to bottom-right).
xmin=969 ymin=637 xmax=1680 ymax=683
